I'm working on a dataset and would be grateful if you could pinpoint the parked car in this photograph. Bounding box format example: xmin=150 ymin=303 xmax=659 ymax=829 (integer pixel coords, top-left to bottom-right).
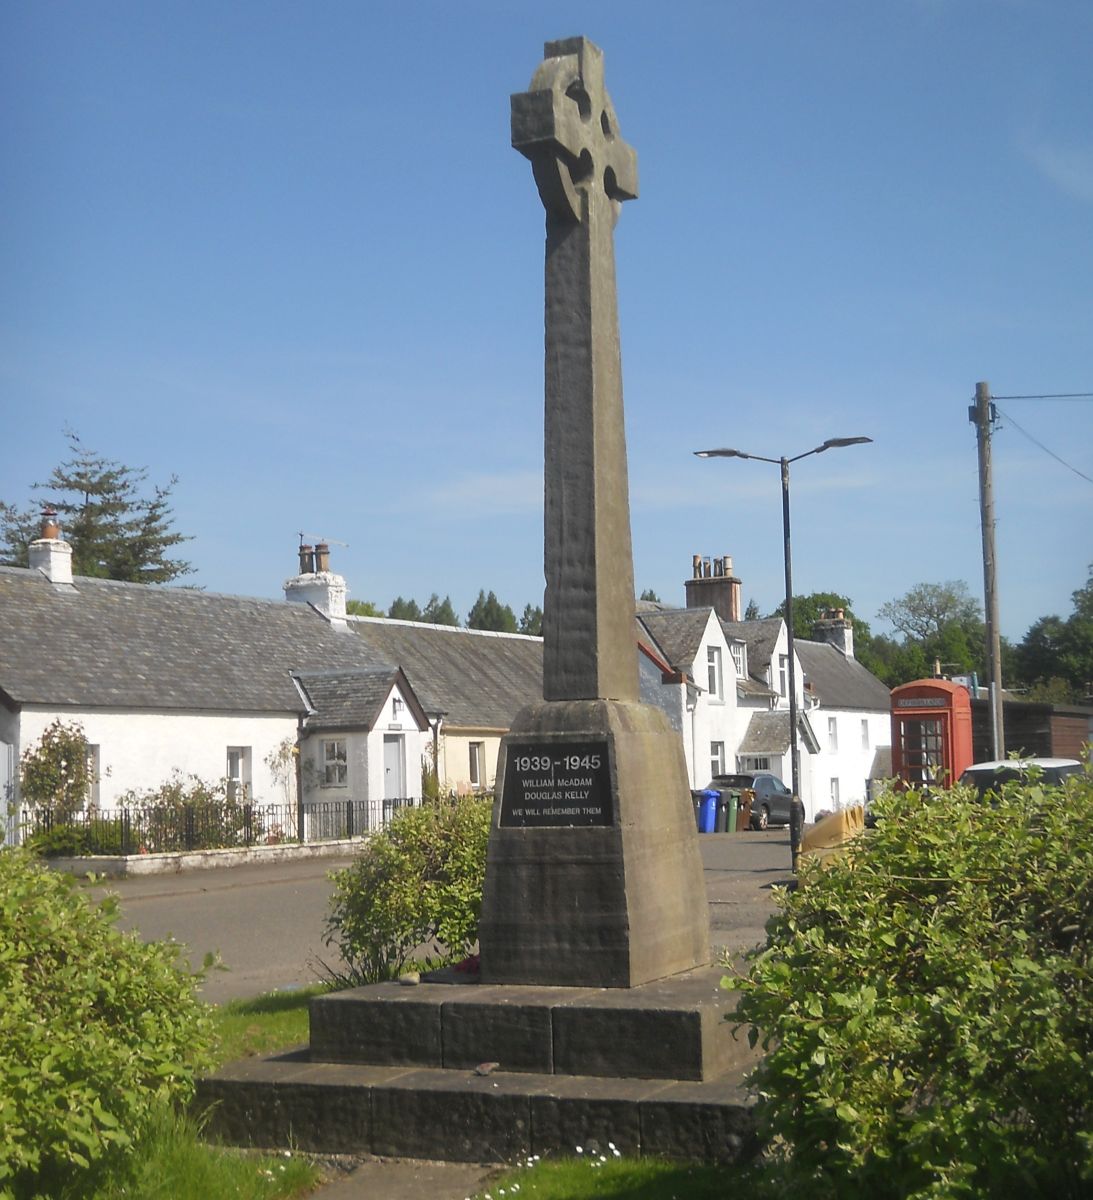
xmin=705 ymin=771 xmax=793 ymax=830
xmin=958 ymin=757 xmax=1082 ymax=799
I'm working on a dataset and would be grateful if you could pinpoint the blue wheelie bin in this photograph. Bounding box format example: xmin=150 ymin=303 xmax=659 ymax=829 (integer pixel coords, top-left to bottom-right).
xmin=697 ymin=788 xmax=719 ymax=834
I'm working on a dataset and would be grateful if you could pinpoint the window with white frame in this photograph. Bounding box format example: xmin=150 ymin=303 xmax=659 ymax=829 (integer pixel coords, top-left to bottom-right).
xmin=778 ymin=654 xmax=789 ymax=697
xmin=707 ymin=645 xmax=724 ymax=701
xmin=469 ymin=742 xmax=486 ymax=790
xmin=739 ymin=754 xmax=771 ymax=772
xmin=226 ymin=746 xmax=252 ymax=802
xmin=322 ymin=739 xmax=347 ymax=787
xmin=729 ymin=641 xmax=745 ymax=678
xmin=861 ymin=719 xmax=870 ymax=750
xmin=710 ymin=741 xmax=726 ymax=776
xmin=830 ymin=778 xmax=840 ymax=806
xmin=827 ymin=717 xmax=838 ymax=752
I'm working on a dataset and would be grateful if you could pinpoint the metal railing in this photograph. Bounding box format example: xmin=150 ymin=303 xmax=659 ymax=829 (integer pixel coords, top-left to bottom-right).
xmin=17 ymin=796 xmax=420 ymax=856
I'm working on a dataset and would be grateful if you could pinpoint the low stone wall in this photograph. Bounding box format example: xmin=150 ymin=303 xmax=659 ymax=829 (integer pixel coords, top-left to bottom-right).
xmin=43 ymin=837 xmax=365 ymax=879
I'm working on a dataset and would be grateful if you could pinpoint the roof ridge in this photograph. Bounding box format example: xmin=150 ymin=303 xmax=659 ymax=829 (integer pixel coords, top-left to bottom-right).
xmin=346 ymin=615 xmax=542 ymax=642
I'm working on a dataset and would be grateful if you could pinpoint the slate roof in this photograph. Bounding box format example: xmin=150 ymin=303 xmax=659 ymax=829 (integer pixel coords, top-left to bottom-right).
xmin=739 ymin=710 xmax=821 ymax=755
xmin=347 ymin=618 xmax=543 ymax=731
xmin=0 ymin=566 xmax=384 ymax=713
xmin=796 ymin=640 xmax=891 ymax=713
xmin=293 ymin=668 xmax=423 ymax=731
xmin=721 ymin=617 xmax=783 ymax=676
xmin=637 ymin=608 xmax=711 ymax=673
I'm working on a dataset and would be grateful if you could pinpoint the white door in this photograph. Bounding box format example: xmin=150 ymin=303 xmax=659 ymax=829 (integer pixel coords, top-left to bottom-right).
xmin=383 ymin=735 xmax=405 ymax=800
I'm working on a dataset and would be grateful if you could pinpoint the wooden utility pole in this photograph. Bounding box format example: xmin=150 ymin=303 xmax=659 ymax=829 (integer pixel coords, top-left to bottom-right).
xmin=971 ymin=381 xmax=1005 ymax=758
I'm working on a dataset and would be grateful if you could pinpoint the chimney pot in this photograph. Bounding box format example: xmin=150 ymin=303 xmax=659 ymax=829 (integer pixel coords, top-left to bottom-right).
xmin=299 ymin=544 xmax=315 ymax=574
xmin=41 ymin=509 xmax=60 ymax=540
xmin=684 ymin=550 xmax=742 ymax=622
xmin=315 ymin=543 xmax=331 ymax=573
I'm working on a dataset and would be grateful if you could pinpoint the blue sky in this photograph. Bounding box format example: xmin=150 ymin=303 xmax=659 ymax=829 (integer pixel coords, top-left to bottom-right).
xmin=3 ymin=1 xmax=1091 ymax=643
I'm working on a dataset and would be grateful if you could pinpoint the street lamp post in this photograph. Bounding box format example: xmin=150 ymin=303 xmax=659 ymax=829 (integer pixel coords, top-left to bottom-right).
xmin=694 ymin=437 xmax=872 ymax=870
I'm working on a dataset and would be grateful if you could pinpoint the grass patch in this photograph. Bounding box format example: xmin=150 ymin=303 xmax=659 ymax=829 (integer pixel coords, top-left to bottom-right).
xmin=54 ymin=988 xmax=330 ymax=1199
xmin=478 ymin=1153 xmax=762 ymax=1199
xmin=211 ymin=984 xmax=328 ymax=1066
xmin=78 ymin=1107 xmax=320 ymax=1200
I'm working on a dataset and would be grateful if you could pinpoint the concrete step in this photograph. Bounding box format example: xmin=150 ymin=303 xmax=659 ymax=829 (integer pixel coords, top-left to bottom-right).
xmin=196 ymin=1052 xmax=760 ymax=1165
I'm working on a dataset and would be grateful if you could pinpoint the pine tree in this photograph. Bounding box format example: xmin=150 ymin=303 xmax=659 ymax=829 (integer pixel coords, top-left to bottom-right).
xmin=467 ymin=590 xmax=517 ymax=632
xmin=0 ymin=432 xmax=192 ymax=583
xmin=388 ymin=596 xmax=423 ymax=621
xmin=422 ymin=593 xmax=460 ymax=626
xmin=518 ymin=603 xmax=543 ymax=635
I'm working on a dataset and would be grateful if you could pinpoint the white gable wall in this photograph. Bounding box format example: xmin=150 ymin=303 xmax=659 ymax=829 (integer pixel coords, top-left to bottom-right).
xmin=683 ymin=611 xmax=740 ymax=788
xmin=804 ymin=706 xmax=892 ymax=816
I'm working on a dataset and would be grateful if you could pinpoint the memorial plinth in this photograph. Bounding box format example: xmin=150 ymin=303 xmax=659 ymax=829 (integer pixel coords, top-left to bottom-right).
xmin=481 ymin=700 xmax=709 ymax=986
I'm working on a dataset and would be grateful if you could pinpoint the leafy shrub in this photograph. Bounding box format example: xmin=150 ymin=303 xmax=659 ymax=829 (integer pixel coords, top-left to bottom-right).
xmin=731 ymin=767 xmax=1093 ymax=1200
xmin=0 ymin=849 xmax=215 ymax=1197
xmin=19 ymin=718 xmax=93 ymax=820
xmin=324 ymin=795 xmax=492 ymax=984
xmin=117 ymin=771 xmax=261 ymax=850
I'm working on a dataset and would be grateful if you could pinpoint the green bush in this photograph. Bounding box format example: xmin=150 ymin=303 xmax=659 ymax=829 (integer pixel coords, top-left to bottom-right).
xmin=731 ymin=767 xmax=1093 ymax=1200
xmin=324 ymin=795 xmax=492 ymax=984
xmin=0 ymin=850 xmax=216 ymax=1198
xmin=117 ymin=771 xmax=261 ymax=851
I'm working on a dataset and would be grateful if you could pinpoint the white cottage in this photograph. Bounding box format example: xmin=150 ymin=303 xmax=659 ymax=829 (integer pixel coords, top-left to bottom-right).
xmin=0 ymin=526 xmax=425 ymax=843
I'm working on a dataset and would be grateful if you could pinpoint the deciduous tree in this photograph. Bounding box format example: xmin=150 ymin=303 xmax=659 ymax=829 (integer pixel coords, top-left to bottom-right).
xmin=1014 ymin=564 xmax=1093 ymax=701
xmin=346 ymin=599 xmax=382 ymax=617
xmin=877 ymin=581 xmax=981 ymax=643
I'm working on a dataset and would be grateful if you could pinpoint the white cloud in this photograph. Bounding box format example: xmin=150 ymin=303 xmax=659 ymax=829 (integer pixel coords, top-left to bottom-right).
xmin=425 ymin=470 xmax=543 ymax=515
xmin=1020 ymin=133 xmax=1093 ymax=203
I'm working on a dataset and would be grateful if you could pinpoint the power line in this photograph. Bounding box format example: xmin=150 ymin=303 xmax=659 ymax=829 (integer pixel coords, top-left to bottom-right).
xmin=994 ymin=404 xmax=1093 ymax=485
xmin=990 ymin=392 xmax=1093 ymax=400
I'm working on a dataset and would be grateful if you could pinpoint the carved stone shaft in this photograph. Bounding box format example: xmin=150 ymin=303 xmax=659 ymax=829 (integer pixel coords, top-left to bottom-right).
xmin=512 ymin=37 xmax=639 ymax=703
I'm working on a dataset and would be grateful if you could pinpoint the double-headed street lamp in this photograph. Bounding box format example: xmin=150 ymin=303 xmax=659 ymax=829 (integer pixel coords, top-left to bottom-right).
xmin=694 ymin=436 xmax=872 ymax=868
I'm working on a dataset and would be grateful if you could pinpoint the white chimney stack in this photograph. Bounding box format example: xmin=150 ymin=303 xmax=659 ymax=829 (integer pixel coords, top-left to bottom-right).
xmin=27 ymin=510 xmax=74 ymax=586
xmin=284 ymin=540 xmax=348 ymax=626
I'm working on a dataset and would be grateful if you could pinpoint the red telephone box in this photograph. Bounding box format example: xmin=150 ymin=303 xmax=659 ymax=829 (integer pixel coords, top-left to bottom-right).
xmin=891 ymin=679 xmax=973 ymax=789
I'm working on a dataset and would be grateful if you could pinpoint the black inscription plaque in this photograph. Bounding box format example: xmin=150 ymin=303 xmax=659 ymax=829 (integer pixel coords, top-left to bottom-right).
xmin=500 ymin=740 xmax=613 ymax=827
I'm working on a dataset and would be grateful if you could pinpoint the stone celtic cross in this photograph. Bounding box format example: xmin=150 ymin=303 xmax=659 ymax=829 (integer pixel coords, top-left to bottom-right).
xmin=511 ymin=37 xmax=640 ymax=703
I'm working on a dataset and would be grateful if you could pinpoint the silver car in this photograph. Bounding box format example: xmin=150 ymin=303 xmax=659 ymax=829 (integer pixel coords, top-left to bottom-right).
xmin=958 ymin=757 xmax=1082 ymax=799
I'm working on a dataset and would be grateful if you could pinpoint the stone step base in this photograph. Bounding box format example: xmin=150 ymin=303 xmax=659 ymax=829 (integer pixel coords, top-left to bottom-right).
xmin=309 ymin=966 xmax=748 ymax=1082
xmin=197 ymin=1052 xmax=759 ymax=1165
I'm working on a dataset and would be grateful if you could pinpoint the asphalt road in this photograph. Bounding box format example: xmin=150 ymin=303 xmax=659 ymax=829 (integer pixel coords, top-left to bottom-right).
xmin=86 ymin=830 xmax=793 ymax=1006
xmin=86 ymin=856 xmax=359 ymax=1005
